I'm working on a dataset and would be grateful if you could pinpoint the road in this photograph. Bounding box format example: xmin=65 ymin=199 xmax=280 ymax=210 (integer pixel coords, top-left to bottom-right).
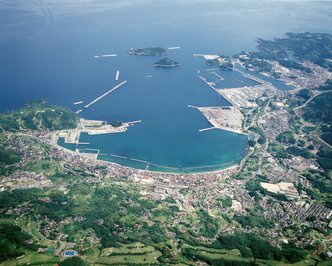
xmin=294 ymin=89 xmax=332 ymax=111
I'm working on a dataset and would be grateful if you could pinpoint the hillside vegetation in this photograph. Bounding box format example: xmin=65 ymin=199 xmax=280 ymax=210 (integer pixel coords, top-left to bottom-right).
xmin=0 ymin=100 xmax=77 ymax=132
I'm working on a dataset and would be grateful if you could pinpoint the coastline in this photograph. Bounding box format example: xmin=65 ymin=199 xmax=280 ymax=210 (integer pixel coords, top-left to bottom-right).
xmin=52 ymin=131 xmax=241 ymax=176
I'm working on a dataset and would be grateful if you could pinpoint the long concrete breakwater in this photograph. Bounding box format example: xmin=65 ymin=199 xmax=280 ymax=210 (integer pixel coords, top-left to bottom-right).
xmin=84 ymin=80 xmax=127 ymax=109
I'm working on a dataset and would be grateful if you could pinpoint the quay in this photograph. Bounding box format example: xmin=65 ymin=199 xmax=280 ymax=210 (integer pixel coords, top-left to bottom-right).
xmin=84 ymin=80 xmax=128 ymax=109
xmin=84 ymin=148 xmax=100 ymax=153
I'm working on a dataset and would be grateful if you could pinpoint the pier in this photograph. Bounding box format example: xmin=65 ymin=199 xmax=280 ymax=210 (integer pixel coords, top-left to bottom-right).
xmin=233 ymin=77 xmax=250 ymax=86
xmin=212 ymin=72 xmax=224 ymax=80
xmin=233 ymin=68 xmax=268 ymax=85
xmin=84 ymin=80 xmax=128 ymax=109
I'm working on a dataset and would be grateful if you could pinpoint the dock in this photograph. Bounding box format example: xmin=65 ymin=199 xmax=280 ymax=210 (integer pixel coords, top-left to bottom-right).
xmin=115 ymin=70 xmax=120 ymax=81
xmin=84 ymin=80 xmax=128 ymax=109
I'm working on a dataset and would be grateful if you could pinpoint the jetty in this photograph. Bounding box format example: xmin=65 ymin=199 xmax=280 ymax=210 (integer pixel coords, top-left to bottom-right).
xmin=199 ymin=127 xmax=216 ymax=132
xmin=193 ymin=54 xmax=219 ymax=60
xmin=127 ymin=120 xmax=142 ymax=125
xmin=84 ymin=80 xmax=128 ymax=109
xmin=101 ymin=54 xmax=117 ymax=58
xmin=198 ymin=73 xmax=219 ymax=94
xmin=110 ymin=154 xmax=127 ymax=159
xmin=115 ymin=70 xmax=120 ymax=81
xmin=130 ymin=158 xmax=149 ymax=164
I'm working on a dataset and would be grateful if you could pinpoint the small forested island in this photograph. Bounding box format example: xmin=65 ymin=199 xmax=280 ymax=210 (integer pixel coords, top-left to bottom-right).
xmin=206 ymin=54 xmax=233 ymax=70
xmin=154 ymin=57 xmax=181 ymax=68
xmin=110 ymin=119 xmax=123 ymax=127
xmin=128 ymin=47 xmax=166 ymax=56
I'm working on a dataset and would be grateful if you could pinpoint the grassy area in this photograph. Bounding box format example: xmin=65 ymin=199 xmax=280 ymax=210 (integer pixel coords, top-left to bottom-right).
xmin=100 ymin=243 xmax=155 ymax=256
xmin=182 ymin=244 xmax=316 ymax=266
xmin=0 ymin=100 xmax=77 ymax=132
xmin=84 ymin=243 xmax=162 ymax=265
xmin=23 ymin=159 xmax=59 ymax=175
xmin=17 ymin=217 xmax=57 ymax=248
xmin=0 ymin=251 xmax=58 ymax=266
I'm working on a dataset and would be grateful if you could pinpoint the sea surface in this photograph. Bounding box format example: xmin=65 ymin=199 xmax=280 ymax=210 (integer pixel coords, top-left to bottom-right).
xmin=1 ymin=1 xmax=331 ymax=172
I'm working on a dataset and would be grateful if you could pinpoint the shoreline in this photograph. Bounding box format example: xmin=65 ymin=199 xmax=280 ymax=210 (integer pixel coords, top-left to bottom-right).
xmin=52 ymin=131 xmax=241 ymax=176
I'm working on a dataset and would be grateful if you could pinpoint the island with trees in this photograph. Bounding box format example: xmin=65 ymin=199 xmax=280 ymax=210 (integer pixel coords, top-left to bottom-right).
xmin=154 ymin=57 xmax=181 ymax=68
xmin=128 ymin=47 xmax=167 ymax=56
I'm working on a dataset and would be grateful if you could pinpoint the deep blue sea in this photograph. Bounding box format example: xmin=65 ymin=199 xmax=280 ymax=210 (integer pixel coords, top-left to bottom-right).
xmin=1 ymin=1 xmax=331 ymax=172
